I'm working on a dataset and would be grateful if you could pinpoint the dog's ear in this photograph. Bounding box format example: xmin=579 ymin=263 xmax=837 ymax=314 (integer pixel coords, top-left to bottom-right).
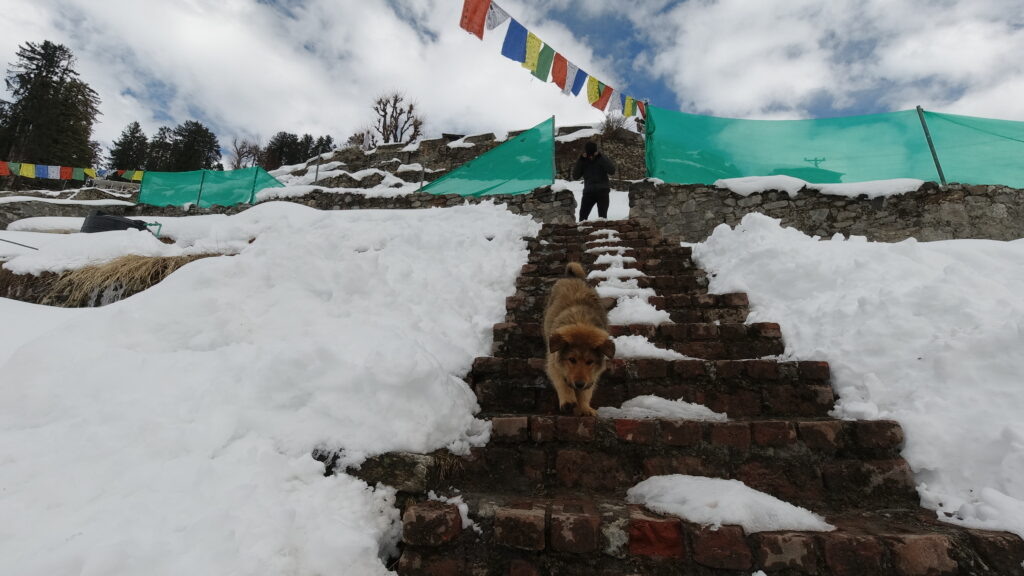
xmin=549 ymin=332 xmax=567 ymax=353
xmin=598 ymin=338 xmax=616 ymax=359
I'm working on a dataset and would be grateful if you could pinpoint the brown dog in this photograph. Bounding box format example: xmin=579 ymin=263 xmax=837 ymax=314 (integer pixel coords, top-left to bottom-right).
xmin=543 ymin=262 xmax=616 ymax=416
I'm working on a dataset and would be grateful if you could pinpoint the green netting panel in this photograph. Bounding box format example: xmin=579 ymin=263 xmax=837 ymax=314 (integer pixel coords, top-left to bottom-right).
xmin=923 ymin=111 xmax=1024 ymax=187
xmin=138 ymin=170 xmax=204 ymax=206
xmin=421 ymin=117 xmax=554 ymax=196
xmin=138 ymin=168 xmax=283 ymax=207
xmin=646 ymin=105 xmax=940 ymax=184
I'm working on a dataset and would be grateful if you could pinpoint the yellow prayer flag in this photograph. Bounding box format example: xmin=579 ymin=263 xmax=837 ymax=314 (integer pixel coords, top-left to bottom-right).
xmin=133 ymin=171 xmax=144 ymax=182
xmin=625 ymin=96 xmax=636 ymax=117
xmin=19 ymin=163 xmax=35 ymax=178
xmin=587 ymin=76 xmax=602 ymax=104
xmin=84 ymin=168 xmax=97 ymax=178
xmin=522 ymin=32 xmax=541 ymax=71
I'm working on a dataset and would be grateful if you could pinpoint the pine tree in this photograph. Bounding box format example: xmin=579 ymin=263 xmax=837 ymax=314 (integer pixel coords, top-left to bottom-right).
xmin=1 ymin=40 xmax=101 ymax=166
xmin=107 ymin=121 xmax=148 ymax=170
xmin=262 ymin=131 xmax=300 ymax=170
xmin=146 ymin=126 xmax=174 ymax=171
xmin=168 ymin=120 xmax=220 ymax=171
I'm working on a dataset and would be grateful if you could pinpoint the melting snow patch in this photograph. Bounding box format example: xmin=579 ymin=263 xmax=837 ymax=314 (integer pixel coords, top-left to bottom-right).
xmin=612 ymin=335 xmax=688 ymax=360
xmin=628 ymin=475 xmax=834 ymax=533
xmin=598 ymin=396 xmax=726 ymax=421
xmin=608 ymin=297 xmax=671 ymax=325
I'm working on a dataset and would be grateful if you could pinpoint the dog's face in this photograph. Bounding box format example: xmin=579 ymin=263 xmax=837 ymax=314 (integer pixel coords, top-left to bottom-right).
xmin=548 ymin=325 xmax=616 ymax=391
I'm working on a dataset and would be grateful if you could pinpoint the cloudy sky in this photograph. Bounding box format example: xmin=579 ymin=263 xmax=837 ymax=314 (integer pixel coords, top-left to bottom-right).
xmin=1 ymin=0 xmax=1022 ymax=154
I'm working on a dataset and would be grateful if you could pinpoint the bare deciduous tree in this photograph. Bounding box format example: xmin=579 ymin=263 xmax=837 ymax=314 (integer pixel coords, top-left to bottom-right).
xmin=372 ymin=92 xmax=424 ymax=144
xmin=345 ymin=126 xmax=378 ymax=151
xmin=229 ymin=136 xmax=262 ymax=169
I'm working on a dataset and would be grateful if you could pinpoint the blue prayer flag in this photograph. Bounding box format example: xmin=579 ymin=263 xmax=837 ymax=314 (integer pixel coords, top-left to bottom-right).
xmin=501 ymin=18 xmax=527 ymax=62
xmin=570 ymin=68 xmax=587 ymax=96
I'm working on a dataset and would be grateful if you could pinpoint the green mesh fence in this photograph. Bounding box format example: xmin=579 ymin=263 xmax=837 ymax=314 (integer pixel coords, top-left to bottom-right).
xmin=421 ymin=117 xmax=554 ymax=196
xmin=645 ymin=105 xmax=941 ymax=185
xmin=922 ymin=111 xmax=1024 ymax=188
xmin=138 ymin=167 xmax=283 ymax=207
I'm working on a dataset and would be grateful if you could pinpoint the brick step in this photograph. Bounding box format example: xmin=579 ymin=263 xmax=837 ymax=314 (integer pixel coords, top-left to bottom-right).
xmin=396 ymin=493 xmax=1024 ymax=576
xmin=514 ymin=272 xmax=709 ymax=297
xmin=520 ymin=257 xmax=697 ymax=277
xmin=490 ymin=321 xmax=784 ymax=360
xmin=471 ymin=357 xmax=834 ymax=417
xmin=503 ymin=292 xmax=749 ymax=325
xmin=452 ymin=415 xmax=916 ymax=509
xmin=527 ymin=245 xmax=692 ymax=261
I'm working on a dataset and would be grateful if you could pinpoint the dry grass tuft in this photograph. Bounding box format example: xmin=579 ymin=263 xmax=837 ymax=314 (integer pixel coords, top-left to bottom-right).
xmin=42 ymin=253 xmax=217 ymax=307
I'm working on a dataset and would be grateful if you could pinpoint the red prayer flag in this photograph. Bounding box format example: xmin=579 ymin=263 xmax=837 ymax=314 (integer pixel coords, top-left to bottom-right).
xmin=551 ymin=53 xmax=568 ymax=90
xmin=60 ymin=166 xmax=73 ymax=179
xmin=593 ymin=85 xmax=614 ymax=111
xmin=460 ymin=0 xmax=492 ymax=40
xmin=0 ymin=161 xmax=9 ymax=176
xmin=637 ymin=101 xmax=647 ymax=117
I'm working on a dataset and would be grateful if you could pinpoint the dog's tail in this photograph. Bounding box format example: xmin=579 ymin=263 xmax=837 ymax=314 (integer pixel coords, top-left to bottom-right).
xmin=565 ymin=262 xmax=586 ymax=279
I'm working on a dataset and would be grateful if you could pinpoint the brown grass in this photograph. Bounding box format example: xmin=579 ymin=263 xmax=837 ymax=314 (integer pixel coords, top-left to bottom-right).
xmin=44 ymin=254 xmax=216 ymax=307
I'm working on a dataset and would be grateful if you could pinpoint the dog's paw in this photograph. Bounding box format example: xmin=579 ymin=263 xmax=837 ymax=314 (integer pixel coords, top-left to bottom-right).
xmin=559 ymin=402 xmax=577 ymax=415
xmin=575 ymin=405 xmax=597 ymax=417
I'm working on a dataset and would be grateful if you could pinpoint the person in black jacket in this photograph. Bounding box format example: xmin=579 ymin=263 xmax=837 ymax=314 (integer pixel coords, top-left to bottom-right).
xmin=572 ymin=141 xmax=616 ymax=220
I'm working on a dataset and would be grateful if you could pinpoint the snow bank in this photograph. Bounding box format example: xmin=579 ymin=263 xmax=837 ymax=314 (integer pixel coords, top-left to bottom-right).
xmin=0 ymin=201 xmax=540 ymax=575
xmin=628 ymin=475 xmax=834 ymax=533
xmin=598 ymin=396 xmax=726 ymax=421
xmin=694 ymin=212 xmax=1024 ymax=538
xmin=715 ymin=176 xmax=924 ymax=199
xmin=612 ymin=335 xmax=689 ymax=360
xmin=608 ymin=295 xmax=672 ymax=325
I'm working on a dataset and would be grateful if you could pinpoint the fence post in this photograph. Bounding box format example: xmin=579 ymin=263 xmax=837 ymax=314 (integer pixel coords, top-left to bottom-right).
xmin=196 ymin=170 xmax=207 ymax=208
xmin=916 ymin=106 xmax=947 ymax=186
xmin=249 ymin=166 xmax=260 ymax=204
xmin=551 ymin=115 xmax=556 ymax=182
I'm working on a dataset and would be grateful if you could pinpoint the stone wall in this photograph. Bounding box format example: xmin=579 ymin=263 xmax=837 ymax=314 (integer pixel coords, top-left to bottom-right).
xmin=627 ymin=180 xmax=1024 ymax=242
xmin=0 ymin=187 xmax=578 ymax=229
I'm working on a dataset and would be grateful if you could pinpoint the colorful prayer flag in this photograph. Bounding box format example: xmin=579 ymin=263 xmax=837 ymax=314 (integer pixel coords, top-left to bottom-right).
xmin=47 ymin=165 xmax=61 ymax=179
xmin=85 ymin=168 xmax=97 ymax=178
xmin=35 ymin=164 xmax=48 ymax=178
xmin=587 ymin=76 xmax=602 ymax=104
xmin=624 ymin=96 xmax=636 ymax=117
xmin=501 ymin=18 xmax=527 ymax=62
xmin=551 ymin=53 xmax=568 ymax=90
xmin=132 ymin=171 xmax=144 ymax=182
xmin=60 ymin=166 xmax=73 ymax=179
xmin=570 ymin=68 xmax=587 ymax=96
xmin=0 ymin=161 xmax=9 ymax=177
xmin=533 ymin=43 xmax=555 ymax=81
xmin=592 ymin=82 xmax=614 ymax=111
xmin=72 ymin=168 xmax=85 ymax=181
xmin=459 ymin=0 xmax=491 ymax=39
xmin=522 ymin=32 xmax=541 ymax=71
xmin=608 ymin=90 xmax=623 ymax=114
xmin=8 ymin=162 xmax=20 ymax=175
xmin=485 ymin=1 xmax=510 ymax=30
xmin=20 ymin=163 xmax=35 ymax=177
xmin=637 ymin=100 xmax=646 ymax=117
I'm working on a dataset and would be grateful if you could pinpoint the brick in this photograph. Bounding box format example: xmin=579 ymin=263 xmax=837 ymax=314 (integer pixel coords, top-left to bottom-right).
xmin=822 ymin=534 xmax=885 ymax=576
xmin=691 ymin=525 xmax=753 ymax=570
xmin=551 ymin=502 xmax=602 ymax=553
xmin=754 ymin=532 xmax=819 ymax=573
xmin=709 ymin=422 xmax=751 ymax=450
xmin=799 ymin=420 xmax=844 ymax=453
xmin=507 ymin=559 xmax=541 ymax=576
xmin=887 ymin=535 xmax=958 ymax=576
xmin=721 ymin=292 xmax=749 ymax=307
xmin=673 ymin=359 xmax=707 ymax=379
xmin=714 ymin=360 xmax=746 ymax=379
xmin=628 ymin=506 xmax=686 ymax=558
xmin=718 ymin=324 xmax=749 ymax=341
xmin=472 ymin=356 xmax=505 ymax=375
xmin=752 ymin=421 xmax=797 ymax=447
xmin=855 ymin=420 xmax=905 ymax=453
xmin=491 ymin=416 xmax=529 ymax=442
xmin=494 ymin=504 xmax=546 ymax=551
xmin=402 ymin=501 xmax=462 ymax=546
xmin=642 ymin=456 xmax=710 ymax=477
xmin=751 ymin=322 xmax=783 ymax=339
xmin=720 ymin=390 xmax=762 ymax=418
xmin=676 ymin=342 xmax=727 ymax=359
xmin=396 ymin=550 xmax=462 ymax=576
xmin=799 ymin=361 xmax=831 ymax=382
xmin=632 ymin=358 xmax=668 ymax=379
xmin=615 ymin=419 xmax=659 ymax=444
xmin=663 ymin=420 xmax=703 ymax=446
xmin=529 ymin=416 xmax=556 ymax=443
xmin=556 ymin=416 xmax=596 ymax=442
xmin=687 ymin=323 xmax=720 ymax=340
xmin=521 ymin=448 xmax=546 ymax=482
xmin=555 ymin=449 xmax=629 ymax=490
xmin=968 ymin=531 xmax=1024 ymax=575
xmin=747 ymin=359 xmax=780 ymax=380
xmin=738 ymin=461 xmax=824 ymax=503
xmin=657 ymin=324 xmax=689 ymax=341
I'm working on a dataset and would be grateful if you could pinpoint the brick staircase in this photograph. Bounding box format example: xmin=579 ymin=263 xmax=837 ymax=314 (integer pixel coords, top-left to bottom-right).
xmin=335 ymin=219 xmax=1024 ymax=575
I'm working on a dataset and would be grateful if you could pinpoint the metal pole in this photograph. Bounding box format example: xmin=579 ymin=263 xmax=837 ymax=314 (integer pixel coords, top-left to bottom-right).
xmin=0 ymin=235 xmax=39 ymax=250
xmin=314 ymin=157 xmax=320 ymax=183
xmin=196 ymin=170 xmax=207 ymax=207
xmin=551 ymin=115 xmax=556 ymax=183
xmin=249 ymin=165 xmax=260 ymax=204
xmin=916 ymin=105 xmax=947 ymax=186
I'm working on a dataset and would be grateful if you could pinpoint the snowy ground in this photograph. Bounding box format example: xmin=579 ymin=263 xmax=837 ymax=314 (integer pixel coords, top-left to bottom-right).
xmin=3 ymin=179 xmax=1024 ymax=574
xmin=1 ymin=201 xmax=539 ymax=575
